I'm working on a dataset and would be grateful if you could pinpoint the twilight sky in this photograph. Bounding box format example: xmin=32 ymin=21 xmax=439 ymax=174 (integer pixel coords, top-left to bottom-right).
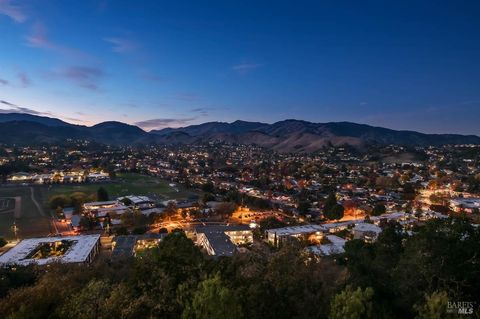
xmin=0 ymin=1 xmax=479 ymax=134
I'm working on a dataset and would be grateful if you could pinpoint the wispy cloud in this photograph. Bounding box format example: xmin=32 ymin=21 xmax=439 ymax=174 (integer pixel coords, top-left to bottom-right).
xmin=0 ymin=100 xmax=15 ymax=106
xmin=50 ymin=66 xmax=104 ymax=91
xmin=17 ymin=72 xmax=31 ymax=87
xmin=0 ymin=73 xmax=32 ymax=88
xmin=232 ymin=63 xmax=264 ymax=75
xmin=0 ymin=0 xmax=27 ymax=23
xmin=26 ymin=22 xmax=95 ymax=62
xmin=0 ymin=99 xmax=53 ymax=116
xmin=191 ymin=107 xmax=213 ymax=117
xmin=25 ymin=22 xmax=55 ymax=50
xmin=24 ymin=23 xmax=101 ymax=92
xmin=134 ymin=117 xmax=197 ymax=130
xmin=104 ymin=37 xmax=137 ymax=53
xmin=104 ymin=35 xmax=163 ymax=84
xmin=0 ymin=99 xmax=90 ymax=124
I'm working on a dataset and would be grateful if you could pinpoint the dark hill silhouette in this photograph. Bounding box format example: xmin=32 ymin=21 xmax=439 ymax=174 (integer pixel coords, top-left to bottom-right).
xmin=1 ymin=113 xmax=479 ymax=151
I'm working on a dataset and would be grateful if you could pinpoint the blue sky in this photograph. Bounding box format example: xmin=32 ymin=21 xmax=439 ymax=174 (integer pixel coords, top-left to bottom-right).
xmin=0 ymin=1 xmax=479 ymax=134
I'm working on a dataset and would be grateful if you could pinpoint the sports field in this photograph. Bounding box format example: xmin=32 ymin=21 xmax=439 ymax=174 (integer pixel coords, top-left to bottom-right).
xmin=48 ymin=173 xmax=198 ymax=200
xmin=0 ymin=174 xmax=198 ymax=240
xmin=0 ymin=187 xmax=51 ymax=240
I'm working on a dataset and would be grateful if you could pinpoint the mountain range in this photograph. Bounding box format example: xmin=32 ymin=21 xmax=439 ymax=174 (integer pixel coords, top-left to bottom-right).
xmin=1 ymin=113 xmax=479 ymax=152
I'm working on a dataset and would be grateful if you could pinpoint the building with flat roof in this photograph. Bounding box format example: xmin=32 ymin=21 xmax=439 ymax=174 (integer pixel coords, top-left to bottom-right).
xmin=86 ymin=172 xmax=110 ymax=182
xmin=111 ymin=233 xmax=166 ymax=259
xmin=117 ymin=195 xmax=155 ymax=208
xmin=306 ymin=235 xmax=347 ymax=257
xmin=83 ymin=201 xmax=129 ymax=217
xmin=322 ymin=221 xmax=356 ymax=233
xmin=265 ymin=224 xmax=327 ymax=246
xmin=450 ymin=198 xmax=480 ymax=213
xmin=194 ymin=225 xmax=252 ymax=257
xmin=0 ymin=235 xmax=101 ymax=266
xmin=353 ymin=223 xmax=382 ymax=243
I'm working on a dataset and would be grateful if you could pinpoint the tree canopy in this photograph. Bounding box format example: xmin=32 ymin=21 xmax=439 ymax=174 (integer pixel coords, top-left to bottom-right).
xmin=371 ymin=204 xmax=386 ymax=216
xmin=324 ymin=204 xmax=344 ymax=220
xmin=97 ymin=187 xmax=109 ymax=202
xmin=0 ymin=217 xmax=478 ymax=319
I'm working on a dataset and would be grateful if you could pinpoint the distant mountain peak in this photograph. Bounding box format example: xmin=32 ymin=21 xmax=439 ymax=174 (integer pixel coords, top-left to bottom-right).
xmin=0 ymin=112 xmax=478 ymax=150
xmin=0 ymin=112 xmax=71 ymax=127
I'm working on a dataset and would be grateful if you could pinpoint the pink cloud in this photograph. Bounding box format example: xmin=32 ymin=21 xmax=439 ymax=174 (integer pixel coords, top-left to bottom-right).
xmin=25 ymin=22 xmax=56 ymax=50
xmin=25 ymin=22 xmax=97 ymax=62
xmin=50 ymin=66 xmax=104 ymax=91
xmin=0 ymin=0 xmax=27 ymax=23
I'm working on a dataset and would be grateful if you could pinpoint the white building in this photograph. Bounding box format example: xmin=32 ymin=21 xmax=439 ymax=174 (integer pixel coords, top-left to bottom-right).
xmin=353 ymin=223 xmax=382 ymax=243
xmin=322 ymin=221 xmax=356 ymax=233
xmin=7 ymin=172 xmax=33 ymax=182
xmin=266 ymin=224 xmax=327 ymax=246
xmin=194 ymin=225 xmax=253 ymax=257
xmin=306 ymin=235 xmax=347 ymax=256
xmin=83 ymin=201 xmax=128 ymax=217
xmin=450 ymin=198 xmax=480 ymax=213
xmin=118 ymin=195 xmax=155 ymax=208
xmin=0 ymin=235 xmax=101 ymax=266
xmin=87 ymin=172 xmax=110 ymax=182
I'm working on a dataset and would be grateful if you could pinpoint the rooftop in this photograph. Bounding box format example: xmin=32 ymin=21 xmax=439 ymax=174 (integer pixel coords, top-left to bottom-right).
xmin=112 ymin=234 xmax=166 ymax=259
xmin=266 ymin=224 xmax=326 ymax=236
xmin=353 ymin=223 xmax=382 ymax=233
xmin=117 ymin=195 xmax=152 ymax=204
xmin=201 ymin=232 xmax=238 ymax=257
xmin=195 ymin=224 xmax=251 ymax=234
xmin=195 ymin=224 xmax=251 ymax=257
xmin=0 ymin=235 xmax=100 ymax=266
xmin=306 ymin=235 xmax=346 ymax=256
xmin=450 ymin=198 xmax=480 ymax=208
xmin=84 ymin=201 xmax=118 ymax=207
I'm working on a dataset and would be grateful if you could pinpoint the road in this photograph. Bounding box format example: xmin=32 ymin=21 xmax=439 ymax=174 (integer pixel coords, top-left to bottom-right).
xmin=29 ymin=187 xmax=45 ymax=217
xmin=29 ymin=187 xmax=72 ymax=236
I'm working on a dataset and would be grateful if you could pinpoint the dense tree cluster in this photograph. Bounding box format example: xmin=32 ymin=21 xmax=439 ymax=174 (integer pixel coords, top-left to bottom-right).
xmin=0 ymin=217 xmax=479 ymax=318
xmin=323 ymin=192 xmax=344 ymax=220
xmin=341 ymin=217 xmax=480 ymax=318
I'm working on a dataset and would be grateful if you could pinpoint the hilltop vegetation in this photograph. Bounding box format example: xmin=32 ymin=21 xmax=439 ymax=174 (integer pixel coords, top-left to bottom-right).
xmin=0 ymin=217 xmax=479 ymax=319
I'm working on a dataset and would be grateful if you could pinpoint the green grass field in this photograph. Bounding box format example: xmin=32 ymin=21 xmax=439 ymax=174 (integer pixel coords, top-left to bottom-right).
xmin=0 ymin=173 xmax=198 ymax=240
xmin=0 ymin=187 xmax=51 ymax=240
xmin=48 ymin=173 xmax=197 ymax=200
